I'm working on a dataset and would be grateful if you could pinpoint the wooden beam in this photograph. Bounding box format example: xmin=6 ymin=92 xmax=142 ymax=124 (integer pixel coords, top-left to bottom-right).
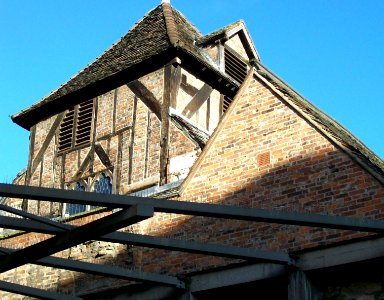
xmin=180 ymin=77 xmax=199 ymax=96
xmin=160 ymin=65 xmax=172 ymax=185
xmin=127 ymin=80 xmax=162 ymax=121
xmin=95 ymin=143 xmax=113 ymax=171
xmin=170 ymin=64 xmax=182 ymax=108
xmin=182 ymin=83 xmax=213 ymax=118
xmin=25 ymin=125 xmax=36 ymax=185
xmin=69 ymin=147 xmax=94 ymax=182
xmin=29 ymin=113 xmax=65 ymax=179
xmin=128 ymin=97 xmax=138 ymax=185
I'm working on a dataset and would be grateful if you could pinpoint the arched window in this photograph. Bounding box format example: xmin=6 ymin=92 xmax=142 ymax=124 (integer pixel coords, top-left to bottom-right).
xmin=64 ymin=182 xmax=87 ymax=216
xmin=62 ymin=173 xmax=113 ymax=217
xmin=90 ymin=173 xmax=112 ymax=210
xmin=93 ymin=173 xmax=112 ymax=194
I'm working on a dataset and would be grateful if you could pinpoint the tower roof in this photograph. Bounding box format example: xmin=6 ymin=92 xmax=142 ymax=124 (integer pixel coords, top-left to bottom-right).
xmin=12 ymin=3 xmax=239 ymax=130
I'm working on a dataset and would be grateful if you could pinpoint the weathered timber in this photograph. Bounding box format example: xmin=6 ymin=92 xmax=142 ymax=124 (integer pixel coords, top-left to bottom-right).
xmin=128 ymin=97 xmax=138 ymax=185
xmin=25 ymin=125 xmax=36 ymax=185
xmin=182 ymin=83 xmax=213 ymax=118
xmin=206 ymin=96 xmax=211 ymax=131
xmin=127 ymin=80 xmax=162 ymax=121
xmin=160 ymin=65 xmax=172 ymax=185
xmin=115 ymin=133 xmax=123 ymax=193
xmin=170 ymin=64 xmax=182 ymax=108
xmin=69 ymin=147 xmax=94 ymax=183
xmin=144 ymin=111 xmax=152 ymax=178
xmin=180 ymin=77 xmax=199 ymax=96
xmin=95 ymin=143 xmax=113 ymax=171
xmin=112 ymin=88 xmax=118 ymax=134
xmin=237 ymin=29 xmax=257 ymax=63
xmin=217 ymin=42 xmax=225 ymax=72
xmin=30 ymin=113 xmax=65 ymax=178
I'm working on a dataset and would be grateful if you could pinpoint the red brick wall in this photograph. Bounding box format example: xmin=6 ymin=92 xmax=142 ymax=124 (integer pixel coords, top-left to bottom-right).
xmin=2 ymin=70 xmax=382 ymax=297
xmin=129 ymin=73 xmax=384 ymax=275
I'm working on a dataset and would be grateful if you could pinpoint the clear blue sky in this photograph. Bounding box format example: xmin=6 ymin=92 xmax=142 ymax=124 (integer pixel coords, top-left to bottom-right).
xmin=0 ymin=0 xmax=383 ymax=182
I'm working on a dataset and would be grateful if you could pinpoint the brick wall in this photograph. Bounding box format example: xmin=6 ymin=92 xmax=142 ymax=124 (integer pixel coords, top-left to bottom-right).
xmin=0 ymin=63 xmax=225 ymax=297
xmin=124 ymin=73 xmax=384 ymax=275
xmin=2 ymin=67 xmax=383 ymax=297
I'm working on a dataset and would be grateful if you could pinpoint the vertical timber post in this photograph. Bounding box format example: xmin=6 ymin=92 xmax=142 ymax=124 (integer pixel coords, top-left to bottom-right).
xmin=170 ymin=58 xmax=182 ymax=109
xmin=160 ymin=64 xmax=172 ymax=185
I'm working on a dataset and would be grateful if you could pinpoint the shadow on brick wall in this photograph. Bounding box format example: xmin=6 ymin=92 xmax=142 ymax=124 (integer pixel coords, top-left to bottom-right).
xmin=3 ymin=149 xmax=384 ymax=298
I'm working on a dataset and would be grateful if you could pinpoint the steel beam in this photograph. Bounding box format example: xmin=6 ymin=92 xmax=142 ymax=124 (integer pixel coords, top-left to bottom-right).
xmin=0 ymin=215 xmax=70 ymax=234
xmin=0 ymin=204 xmax=153 ymax=273
xmin=1 ymin=183 xmax=384 ymax=233
xmin=0 ymin=217 xmax=293 ymax=265
xmin=0 ymin=248 xmax=185 ymax=289
xmin=103 ymin=232 xmax=293 ymax=265
xmin=0 ymin=280 xmax=81 ymax=300
xmin=0 ymin=203 xmax=69 ymax=231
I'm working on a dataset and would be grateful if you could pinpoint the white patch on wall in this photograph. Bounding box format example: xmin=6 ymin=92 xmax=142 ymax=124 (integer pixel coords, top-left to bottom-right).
xmin=169 ymin=151 xmax=198 ymax=182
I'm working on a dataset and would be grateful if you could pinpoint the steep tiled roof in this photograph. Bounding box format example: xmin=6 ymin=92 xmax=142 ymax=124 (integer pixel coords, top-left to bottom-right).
xmin=198 ymin=19 xmax=260 ymax=62
xmin=253 ymin=62 xmax=384 ymax=184
xmin=12 ymin=3 xmax=238 ymax=130
xmin=198 ymin=20 xmax=244 ymax=46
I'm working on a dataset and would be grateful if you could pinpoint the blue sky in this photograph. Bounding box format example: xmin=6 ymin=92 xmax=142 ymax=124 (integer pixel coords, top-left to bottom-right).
xmin=0 ymin=0 xmax=383 ymax=182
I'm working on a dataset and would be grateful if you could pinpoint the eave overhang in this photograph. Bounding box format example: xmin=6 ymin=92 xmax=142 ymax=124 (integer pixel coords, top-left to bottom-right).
xmin=12 ymin=47 xmax=239 ymax=130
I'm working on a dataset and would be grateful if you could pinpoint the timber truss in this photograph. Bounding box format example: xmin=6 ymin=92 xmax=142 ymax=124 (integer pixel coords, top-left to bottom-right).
xmin=1 ymin=183 xmax=384 ymax=299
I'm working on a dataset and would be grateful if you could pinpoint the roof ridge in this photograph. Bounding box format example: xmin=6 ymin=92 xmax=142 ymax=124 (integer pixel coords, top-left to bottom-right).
xmin=162 ymin=3 xmax=180 ymax=46
xmin=197 ymin=20 xmax=243 ymax=46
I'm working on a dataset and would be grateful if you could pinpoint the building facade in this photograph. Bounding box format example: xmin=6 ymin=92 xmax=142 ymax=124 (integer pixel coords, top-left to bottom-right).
xmin=1 ymin=2 xmax=384 ymax=299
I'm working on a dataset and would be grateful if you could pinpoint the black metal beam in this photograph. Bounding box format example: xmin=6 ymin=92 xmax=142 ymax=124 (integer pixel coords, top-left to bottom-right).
xmin=0 ymin=248 xmax=185 ymax=289
xmin=104 ymin=232 xmax=293 ymax=265
xmin=0 ymin=204 xmax=153 ymax=273
xmin=0 ymin=217 xmax=293 ymax=265
xmin=0 ymin=203 xmax=69 ymax=231
xmin=0 ymin=215 xmax=70 ymax=234
xmin=1 ymin=183 xmax=384 ymax=233
xmin=0 ymin=280 xmax=81 ymax=300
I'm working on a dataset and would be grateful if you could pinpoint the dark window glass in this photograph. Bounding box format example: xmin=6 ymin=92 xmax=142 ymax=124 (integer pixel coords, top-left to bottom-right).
xmin=94 ymin=173 xmax=112 ymax=194
xmin=91 ymin=173 xmax=112 ymax=210
xmin=65 ymin=182 xmax=86 ymax=216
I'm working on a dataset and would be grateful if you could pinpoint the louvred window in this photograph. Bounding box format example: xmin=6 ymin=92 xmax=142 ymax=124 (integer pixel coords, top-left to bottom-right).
xmin=224 ymin=47 xmax=248 ymax=84
xmin=58 ymin=99 xmax=94 ymax=152
xmin=223 ymin=47 xmax=248 ymax=113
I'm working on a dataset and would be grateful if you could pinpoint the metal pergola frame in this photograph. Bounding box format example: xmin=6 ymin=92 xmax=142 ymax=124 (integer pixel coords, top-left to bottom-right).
xmin=1 ymin=183 xmax=384 ymax=299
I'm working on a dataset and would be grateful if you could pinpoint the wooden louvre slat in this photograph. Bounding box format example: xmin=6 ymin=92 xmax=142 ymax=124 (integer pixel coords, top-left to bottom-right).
xmin=58 ymin=100 xmax=94 ymax=152
xmin=58 ymin=108 xmax=75 ymax=151
xmin=222 ymin=95 xmax=233 ymax=113
xmin=75 ymin=99 xmax=94 ymax=147
xmin=224 ymin=48 xmax=248 ymax=84
xmin=222 ymin=48 xmax=248 ymax=114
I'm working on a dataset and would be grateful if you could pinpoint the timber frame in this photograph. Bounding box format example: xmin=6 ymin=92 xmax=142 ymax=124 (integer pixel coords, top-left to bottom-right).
xmin=1 ymin=183 xmax=384 ymax=299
